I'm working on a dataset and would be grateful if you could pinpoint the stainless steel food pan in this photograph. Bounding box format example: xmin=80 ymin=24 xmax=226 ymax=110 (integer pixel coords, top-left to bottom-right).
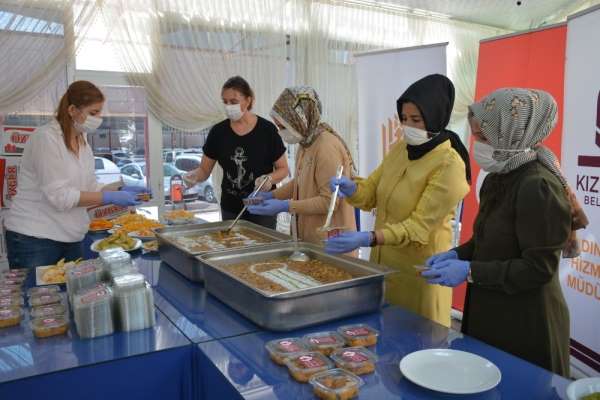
xmin=156 ymin=220 xmax=291 ymax=282
xmin=198 ymin=242 xmax=390 ymax=331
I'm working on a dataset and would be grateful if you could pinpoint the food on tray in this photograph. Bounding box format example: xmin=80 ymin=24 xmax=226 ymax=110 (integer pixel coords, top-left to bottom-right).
xmin=41 ymin=258 xmax=81 ymax=284
xmin=310 ymin=369 xmax=363 ymax=400
xmin=285 ymin=352 xmax=333 ymax=383
xmin=224 ymin=257 xmax=354 ymax=294
xmin=330 ymin=347 xmax=378 ymax=375
xmin=173 ymin=228 xmax=273 ymax=253
xmin=143 ymin=240 xmax=159 ymax=252
xmin=89 ymin=218 xmax=113 ymax=231
xmin=95 ymin=232 xmax=137 ymax=251
xmin=31 ymin=303 xmax=68 ymax=318
xmin=112 ymin=213 xmax=147 ymax=226
xmin=31 ymin=316 xmax=69 ymax=338
xmin=114 ymin=219 xmax=164 ymax=235
xmin=28 ymin=285 xmax=61 ymax=298
xmin=303 ymin=332 xmax=346 ymax=356
xmin=266 ymin=338 xmax=310 ymax=365
xmin=337 ymin=324 xmax=379 ymax=347
xmin=29 ymin=292 xmax=63 ymax=307
xmin=163 ymin=209 xmax=195 ymax=222
xmin=129 ymin=228 xmax=156 ymax=238
xmin=0 ymin=307 xmax=22 ymax=328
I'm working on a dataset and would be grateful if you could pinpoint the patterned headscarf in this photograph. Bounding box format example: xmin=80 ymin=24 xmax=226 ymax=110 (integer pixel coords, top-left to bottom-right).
xmin=271 ymin=86 xmax=356 ymax=172
xmin=469 ymin=88 xmax=589 ymax=257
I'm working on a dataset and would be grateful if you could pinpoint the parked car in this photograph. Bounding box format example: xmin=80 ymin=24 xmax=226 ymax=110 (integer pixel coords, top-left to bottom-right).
xmin=111 ymin=150 xmax=133 ymax=167
xmin=120 ymin=161 xmax=216 ymax=202
xmin=174 ymin=154 xmax=202 ymax=172
xmin=94 ymin=157 xmax=121 ymax=185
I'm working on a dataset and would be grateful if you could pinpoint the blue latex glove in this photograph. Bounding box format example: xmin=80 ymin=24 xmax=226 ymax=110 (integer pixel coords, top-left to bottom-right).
xmin=247 ymin=199 xmax=289 ymax=216
xmin=329 ymin=176 xmax=356 ymax=198
xmin=425 ymin=250 xmax=458 ymax=268
xmin=251 ymin=191 xmax=273 ymax=200
xmin=102 ymin=191 xmax=140 ymax=207
xmin=325 ymin=231 xmax=371 ymax=254
xmin=421 ymin=259 xmax=470 ymax=287
xmin=121 ymin=185 xmax=151 ymax=195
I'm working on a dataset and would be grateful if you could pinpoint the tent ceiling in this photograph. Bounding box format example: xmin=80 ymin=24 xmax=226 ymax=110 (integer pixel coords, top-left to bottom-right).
xmin=382 ymin=0 xmax=578 ymax=30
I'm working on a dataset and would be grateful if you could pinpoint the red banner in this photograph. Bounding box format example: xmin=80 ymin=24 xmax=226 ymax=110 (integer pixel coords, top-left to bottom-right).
xmin=454 ymin=24 xmax=568 ymax=311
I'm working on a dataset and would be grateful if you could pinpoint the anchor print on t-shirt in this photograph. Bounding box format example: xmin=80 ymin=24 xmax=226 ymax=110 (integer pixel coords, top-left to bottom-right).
xmin=225 ymin=147 xmax=254 ymax=196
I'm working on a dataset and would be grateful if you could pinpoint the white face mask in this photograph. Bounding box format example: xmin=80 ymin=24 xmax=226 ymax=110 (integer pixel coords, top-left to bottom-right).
xmin=403 ymin=125 xmax=431 ymax=146
xmin=74 ymin=114 xmax=103 ymax=133
xmin=224 ymin=104 xmax=244 ymax=121
xmin=279 ymin=128 xmax=303 ymax=144
xmin=473 ymin=140 xmax=531 ymax=172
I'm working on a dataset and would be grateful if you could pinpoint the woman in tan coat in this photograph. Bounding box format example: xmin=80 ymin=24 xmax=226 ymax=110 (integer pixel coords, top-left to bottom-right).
xmin=247 ymin=86 xmax=356 ymax=243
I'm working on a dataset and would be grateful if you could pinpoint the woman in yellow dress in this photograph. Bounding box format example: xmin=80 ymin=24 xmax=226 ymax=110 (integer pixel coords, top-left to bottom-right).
xmin=325 ymin=74 xmax=471 ymax=327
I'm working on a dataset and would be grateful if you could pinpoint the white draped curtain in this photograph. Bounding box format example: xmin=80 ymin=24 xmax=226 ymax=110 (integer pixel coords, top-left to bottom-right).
xmin=100 ymin=0 xmax=506 ymax=161
xmin=0 ymin=0 xmax=99 ymax=115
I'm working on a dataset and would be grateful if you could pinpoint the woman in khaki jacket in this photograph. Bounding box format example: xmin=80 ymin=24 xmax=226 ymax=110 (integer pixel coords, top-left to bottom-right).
xmin=247 ymin=86 xmax=356 ymax=244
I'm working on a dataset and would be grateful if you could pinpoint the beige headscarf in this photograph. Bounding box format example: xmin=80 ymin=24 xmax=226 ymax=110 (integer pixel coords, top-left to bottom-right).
xmin=270 ymin=86 xmax=356 ymax=173
xmin=469 ymin=88 xmax=588 ymax=257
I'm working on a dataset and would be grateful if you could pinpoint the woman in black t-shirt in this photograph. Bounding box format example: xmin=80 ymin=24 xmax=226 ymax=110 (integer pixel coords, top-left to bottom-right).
xmin=183 ymin=76 xmax=288 ymax=229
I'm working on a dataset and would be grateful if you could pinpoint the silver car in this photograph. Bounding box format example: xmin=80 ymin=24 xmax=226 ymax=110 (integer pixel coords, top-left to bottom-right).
xmin=120 ymin=161 xmax=216 ymax=202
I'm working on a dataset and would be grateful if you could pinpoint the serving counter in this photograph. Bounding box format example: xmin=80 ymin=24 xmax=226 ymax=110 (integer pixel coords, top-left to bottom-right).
xmin=0 ymin=211 xmax=575 ymax=400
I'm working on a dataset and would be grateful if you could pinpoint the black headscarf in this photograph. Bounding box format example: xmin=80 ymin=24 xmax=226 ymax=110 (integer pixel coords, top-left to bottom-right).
xmin=396 ymin=74 xmax=471 ymax=184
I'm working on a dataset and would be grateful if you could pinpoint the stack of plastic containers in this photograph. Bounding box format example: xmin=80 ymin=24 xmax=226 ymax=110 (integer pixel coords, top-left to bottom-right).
xmin=0 ymin=269 xmax=28 ymax=329
xmin=99 ymin=249 xmax=137 ymax=280
xmin=112 ymin=273 xmax=155 ymax=332
xmin=66 ymin=260 xmax=103 ymax=303
xmin=73 ymin=284 xmax=114 ymax=339
xmin=27 ymin=285 xmax=70 ymax=338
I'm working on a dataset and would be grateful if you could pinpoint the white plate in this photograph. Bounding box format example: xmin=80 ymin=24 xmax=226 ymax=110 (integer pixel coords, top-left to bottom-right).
xmin=90 ymin=238 xmax=142 ymax=253
xmin=399 ymin=349 xmax=501 ymax=394
xmin=567 ymin=377 xmax=600 ymax=400
xmin=35 ymin=263 xmax=75 ymax=285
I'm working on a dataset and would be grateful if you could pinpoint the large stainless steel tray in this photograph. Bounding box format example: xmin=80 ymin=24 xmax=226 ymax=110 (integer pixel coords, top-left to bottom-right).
xmin=155 ymin=220 xmax=292 ymax=283
xmin=198 ymin=242 xmax=391 ymax=331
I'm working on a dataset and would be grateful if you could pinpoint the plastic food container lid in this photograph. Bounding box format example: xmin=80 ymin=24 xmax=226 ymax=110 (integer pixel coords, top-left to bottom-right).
xmin=112 ymin=273 xmax=146 ymax=291
xmin=266 ymin=337 xmax=310 ymax=358
xmin=337 ymin=324 xmax=380 ymax=340
xmin=330 ymin=347 xmax=378 ymax=368
xmin=285 ymin=352 xmax=334 ymax=374
xmin=0 ymin=306 xmax=23 ymax=320
xmin=0 ymin=286 xmax=21 ymax=296
xmin=309 ymin=368 xmax=364 ymax=396
xmin=68 ymin=263 xmax=100 ymax=278
xmin=74 ymin=285 xmax=112 ymax=308
xmin=31 ymin=315 xmax=69 ymax=330
xmin=31 ymin=303 xmax=68 ymax=318
xmin=0 ymin=295 xmax=24 ymax=307
xmin=27 ymin=285 xmax=61 ymax=298
xmin=2 ymin=269 xmax=28 ymax=278
xmin=0 ymin=278 xmax=24 ymax=287
xmin=29 ymin=292 xmax=63 ymax=307
xmin=303 ymin=331 xmax=346 ymax=349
